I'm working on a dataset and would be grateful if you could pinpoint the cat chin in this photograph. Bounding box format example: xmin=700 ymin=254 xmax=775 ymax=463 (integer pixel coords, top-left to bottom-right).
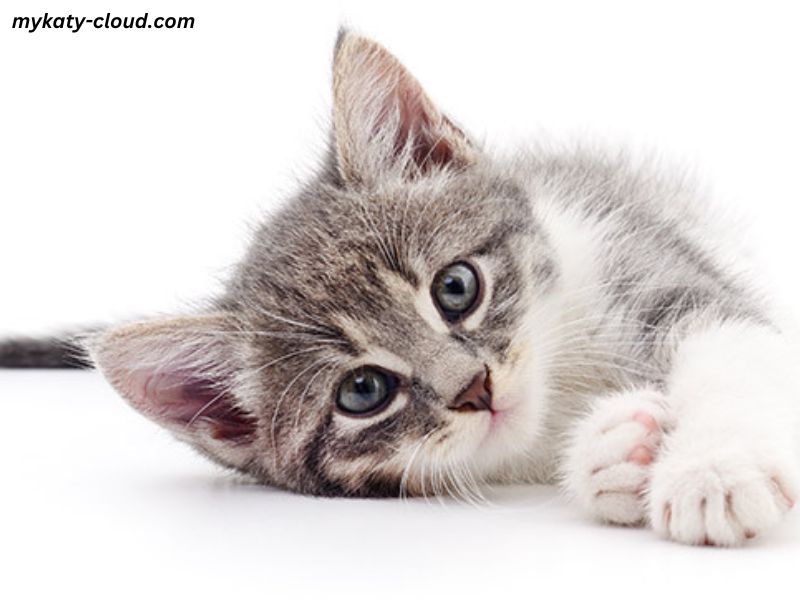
xmin=459 ymin=394 xmax=549 ymax=479
xmin=472 ymin=353 xmax=552 ymax=476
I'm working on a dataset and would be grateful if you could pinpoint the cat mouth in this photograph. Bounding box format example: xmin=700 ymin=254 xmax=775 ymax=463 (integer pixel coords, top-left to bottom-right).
xmin=485 ymin=402 xmax=517 ymax=441
xmin=484 ymin=389 xmax=524 ymax=441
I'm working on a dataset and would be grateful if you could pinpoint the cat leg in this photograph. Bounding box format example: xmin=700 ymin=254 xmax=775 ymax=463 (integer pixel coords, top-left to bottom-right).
xmin=649 ymin=322 xmax=800 ymax=546
xmin=562 ymin=388 xmax=673 ymax=525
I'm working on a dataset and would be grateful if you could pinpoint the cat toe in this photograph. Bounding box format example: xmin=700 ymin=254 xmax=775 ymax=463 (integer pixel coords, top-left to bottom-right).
xmin=563 ymin=389 xmax=670 ymax=525
xmin=649 ymin=455 xmax=799 ymax=546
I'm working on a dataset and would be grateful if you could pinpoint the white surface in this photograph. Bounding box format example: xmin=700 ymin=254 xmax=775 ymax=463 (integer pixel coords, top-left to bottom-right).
xmin=3 ymin=1 xmax=800 ymax=597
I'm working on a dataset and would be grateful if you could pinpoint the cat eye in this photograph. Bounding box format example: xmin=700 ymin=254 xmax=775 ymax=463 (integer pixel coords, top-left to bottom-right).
xmin=336 ymin=366 xmax=399 ymax=416
xmin=431 ymin=261 xmax=481 ymax=322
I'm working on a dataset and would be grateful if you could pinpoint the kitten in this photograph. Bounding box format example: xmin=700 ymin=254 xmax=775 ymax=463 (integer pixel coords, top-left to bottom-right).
xmin=2 ymin=30 xmax=798 ymax=547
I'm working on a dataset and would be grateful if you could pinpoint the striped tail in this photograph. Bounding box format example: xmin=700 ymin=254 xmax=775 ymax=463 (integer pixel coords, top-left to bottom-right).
xmin=0 ymin=335 xmax=94 ymax=369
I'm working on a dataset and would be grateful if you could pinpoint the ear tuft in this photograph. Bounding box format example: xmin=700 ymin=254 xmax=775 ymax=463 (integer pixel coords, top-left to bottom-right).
xmin=332 ymin=31 xmax=478 ymax=184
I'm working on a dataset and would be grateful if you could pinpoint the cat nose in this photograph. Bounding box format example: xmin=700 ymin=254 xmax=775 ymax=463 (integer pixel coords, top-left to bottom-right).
xmin=448 ymin=367 xmax=493 ymax=412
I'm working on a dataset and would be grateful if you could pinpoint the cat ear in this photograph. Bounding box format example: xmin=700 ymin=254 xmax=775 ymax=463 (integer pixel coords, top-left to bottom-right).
xmin=88 ymin=314 xmax=258 ymax=468
xmin=332 ymin=30 xmax=479 ymax=184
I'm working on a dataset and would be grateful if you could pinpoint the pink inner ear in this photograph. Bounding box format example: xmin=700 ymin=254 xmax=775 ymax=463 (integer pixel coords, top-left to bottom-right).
xmin=128 ymin=370 xmax=257 ymax=442
xmin=387 ymin=76 xmax=455 ymax=171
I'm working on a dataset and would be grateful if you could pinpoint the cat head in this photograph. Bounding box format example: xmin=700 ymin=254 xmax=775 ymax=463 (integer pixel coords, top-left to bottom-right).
xmin=89 ymin=31 xmax=560 ymax=497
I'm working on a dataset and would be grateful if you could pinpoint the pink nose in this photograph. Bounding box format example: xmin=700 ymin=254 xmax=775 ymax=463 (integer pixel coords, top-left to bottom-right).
xmin=448 ymin=368 xmax=493 ymax=412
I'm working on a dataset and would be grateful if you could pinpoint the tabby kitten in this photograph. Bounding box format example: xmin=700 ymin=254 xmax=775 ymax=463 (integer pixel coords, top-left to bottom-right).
xmin=2 ymin=30 xmax=798 ymax=547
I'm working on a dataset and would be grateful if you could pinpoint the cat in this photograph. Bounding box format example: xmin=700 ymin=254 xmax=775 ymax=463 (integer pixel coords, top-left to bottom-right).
xmin=1 ymin=29 xmax=798 ymax=547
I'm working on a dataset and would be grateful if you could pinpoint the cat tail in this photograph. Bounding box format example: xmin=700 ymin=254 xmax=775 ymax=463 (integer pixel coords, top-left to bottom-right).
xmin=0 ymin=331 xmax=96 ymax=369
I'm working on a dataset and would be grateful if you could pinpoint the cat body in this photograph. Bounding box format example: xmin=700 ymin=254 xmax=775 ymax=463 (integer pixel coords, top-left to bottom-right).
xmin=2 ymin=31 xmax=798 ymax=546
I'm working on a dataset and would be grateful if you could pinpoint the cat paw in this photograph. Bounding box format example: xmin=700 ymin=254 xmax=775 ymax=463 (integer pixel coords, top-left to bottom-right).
xmin=649 ymin=453 xmax=799 ymax=546
xmin=563 ymin=389 xmax=670 ymax=525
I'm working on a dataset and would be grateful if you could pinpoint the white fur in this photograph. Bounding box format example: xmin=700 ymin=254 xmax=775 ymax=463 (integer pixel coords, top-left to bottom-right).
xmin=648 ymin=323 xmax=800 ymax=545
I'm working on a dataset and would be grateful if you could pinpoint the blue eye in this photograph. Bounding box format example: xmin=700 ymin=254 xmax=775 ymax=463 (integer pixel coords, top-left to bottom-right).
xmin=432 ymin=262 xmax=481 ymax=322
xmin=336 ymin=367 xmax=397 ymax=416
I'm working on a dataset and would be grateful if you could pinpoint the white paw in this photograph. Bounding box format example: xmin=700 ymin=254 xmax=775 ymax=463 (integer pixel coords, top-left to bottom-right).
xmin=649 ymin=452 xmax=799 ymax=546
xmin=563 ymin=389 xmax=671 ymax=525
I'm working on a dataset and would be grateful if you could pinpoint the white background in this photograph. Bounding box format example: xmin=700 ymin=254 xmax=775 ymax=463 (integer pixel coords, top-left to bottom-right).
xmin=1 ymin=1 xmax=799 ymax=598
